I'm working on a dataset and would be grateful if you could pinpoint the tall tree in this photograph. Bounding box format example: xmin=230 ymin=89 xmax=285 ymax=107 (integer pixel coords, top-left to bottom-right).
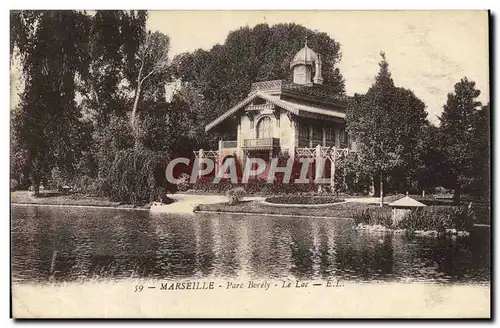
xmin=438 ymin=78 xmax=483 ymax=204
xmin=130 ymin=31 xmax=170 ymax=134
xmin=386 ymin=87 xmax=428 ymax=192
xmin=78 ymin=11 xmax=152 ymax=187
xmin=11 ymin=10 xmax=91 ymax=194
xmin=346 ymin=52 xmax=428 ymax=206
xmin=472 ymin=103 xmax=490 ymax=199
xmin=81 ymin=10 xmax=131 ymax=127
xmin=416 ymin=123 xmax=444 ymax=193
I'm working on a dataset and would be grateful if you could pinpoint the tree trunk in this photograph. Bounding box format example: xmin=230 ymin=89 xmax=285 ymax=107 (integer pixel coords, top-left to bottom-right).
xmin=379 ymin=173 xmax=384 ymax=207
xmin=131 ymin=86 xmax=142 ymax=148
xmin=369 ymin=176 xmax=375 ymax=196
xmin=33 ymin=177 xmax=40 ymax=196
xmin=372 ymin=173 xmax=380 ymax=197
xmin=453 ymin=184 xmax=461 ymax=205
xmin=131 ymin=85 xmax=141 ymax=131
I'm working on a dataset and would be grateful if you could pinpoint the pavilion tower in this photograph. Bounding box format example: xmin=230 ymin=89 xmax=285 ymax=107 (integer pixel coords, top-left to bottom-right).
xmin=290 ymin=40 xmax=323 ymax=85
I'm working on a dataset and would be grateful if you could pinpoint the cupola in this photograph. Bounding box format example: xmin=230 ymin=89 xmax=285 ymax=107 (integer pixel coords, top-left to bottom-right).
xmin=290 ymin=40 xmax=323 ymax=85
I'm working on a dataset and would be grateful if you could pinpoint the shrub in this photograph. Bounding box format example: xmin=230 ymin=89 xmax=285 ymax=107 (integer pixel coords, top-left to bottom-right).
xmin=105 ymin=149 xmax=176 ymax=205
xmin=176 ymin=173 xmax=192 ymax=192
xmin=10 ymin=179 xmax=19 ymax=191
xmin=396 ymin=206 xmax=475 ymax=232
xmin=397 ymin=208 xmax=447 ymax=233
xmin=266 ymin=195 xmax=341 ymax=205
xmin=450 ymin=205 xmax=476 ymax=231
xmin=244 ymin=178 xmax=271 ymax=194
xmin=282 ymin=181 xmax=318 ymax=194
xmin=70 ymin=175 xmax=98 ymax=194
xmin=352 ymin=207 xmax=392 ymax=228
xmin=227 ymin=187 xmax=246 ymax=205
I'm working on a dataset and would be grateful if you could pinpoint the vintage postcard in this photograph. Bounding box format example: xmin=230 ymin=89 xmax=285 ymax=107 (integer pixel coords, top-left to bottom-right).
xmin=10 ymin=10 xmax=490 ymax=318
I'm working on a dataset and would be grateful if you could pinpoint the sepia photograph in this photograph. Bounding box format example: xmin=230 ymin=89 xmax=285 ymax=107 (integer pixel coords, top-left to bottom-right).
xmin=9 ymin=10 xmax=491 ymax=319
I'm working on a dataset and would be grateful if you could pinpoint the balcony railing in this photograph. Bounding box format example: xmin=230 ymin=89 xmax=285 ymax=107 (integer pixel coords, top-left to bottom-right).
xmin=298 ymin=138 xmax=309 ymax=148
xmin=220 ymin=140 xmax=238 ymax=149
xmin=243 ymin=138 xmax=280 ymax=148
xmin=298 ymin=138 xmax=346 ymax=149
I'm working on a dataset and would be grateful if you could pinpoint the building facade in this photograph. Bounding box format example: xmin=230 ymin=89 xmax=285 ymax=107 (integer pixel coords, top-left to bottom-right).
xmin=202 ymin=42 xmax=356 ymax=183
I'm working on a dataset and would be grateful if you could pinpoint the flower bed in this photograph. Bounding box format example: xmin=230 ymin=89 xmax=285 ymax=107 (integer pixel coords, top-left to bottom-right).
xmin=184 ymin=177 xmax=326 ymax=195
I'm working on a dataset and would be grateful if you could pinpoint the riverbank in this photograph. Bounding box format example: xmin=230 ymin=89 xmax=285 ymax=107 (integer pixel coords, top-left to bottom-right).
xmin=11 ymin=191 xmax=490 ymax=228
xmin=196 ymin=199 xmax=490 ymax=229
xmin=10 ymin=191 xmax=152 ymax=209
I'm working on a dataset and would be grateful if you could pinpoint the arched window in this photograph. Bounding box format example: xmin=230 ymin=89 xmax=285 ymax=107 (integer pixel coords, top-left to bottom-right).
xmin=256 ymin=116 xmax=273 ymax=139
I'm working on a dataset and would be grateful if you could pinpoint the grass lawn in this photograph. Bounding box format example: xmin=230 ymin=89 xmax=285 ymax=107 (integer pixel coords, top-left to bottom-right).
xmin=265 ymin=195 xmax=343 ymax=205
xmin=10 ymin=190 xmax=149 ymax=209
xmin=196 ymin=200 xmax=386 ymax=218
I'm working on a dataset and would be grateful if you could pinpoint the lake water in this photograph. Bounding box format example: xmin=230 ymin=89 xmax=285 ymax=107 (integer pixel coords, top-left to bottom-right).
xmin=11 ymin=205 xmax=490 ymax=284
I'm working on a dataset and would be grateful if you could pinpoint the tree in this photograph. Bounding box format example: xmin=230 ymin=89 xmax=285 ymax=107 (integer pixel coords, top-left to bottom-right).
xmin=417 ymin=123 xmax=444 ymax=193
xmin=438 ymin=78 xmax=483 ymax=204
xmin=130 ymin=31 xmax=170 ymax=136
xmin=10 ymin=108 xmax=30 ymax=188
xmin=11 ymin=10 xmax=91 ymax=194
xmin=137 ymin=83 xmax=214 ymax=153
xmin=80 ymin=10 xmax=136 ymax=128
xmin=386 ymin=87 xmax=428 ymax=193
xmin=472 ymin=103 xmax=490 ymax=200
xmin=346 ymin=52 xmax=428 ymax=206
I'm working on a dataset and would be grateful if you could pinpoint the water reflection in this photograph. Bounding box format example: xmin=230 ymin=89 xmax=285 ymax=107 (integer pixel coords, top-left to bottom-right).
xmin=11 ymin=205 xmax=490 ymax=284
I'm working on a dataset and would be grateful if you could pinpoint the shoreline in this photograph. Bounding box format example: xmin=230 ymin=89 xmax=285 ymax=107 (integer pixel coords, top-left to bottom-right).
xmin=10 ymin=203 xmax=491 ymax=230
xmin=194 ymin=209 xmax=353 ymax=220
xmin=10 ymin=192 xmax=491 ymax=230
xmin=196 ymin=201 xmax=491 ymax=231
xmin=11 ymin=202 xmax=151 ymax=211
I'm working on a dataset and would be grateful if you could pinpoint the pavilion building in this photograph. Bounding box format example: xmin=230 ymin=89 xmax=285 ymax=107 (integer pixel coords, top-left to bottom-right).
xmin=200 ymin=41 xmax=356 ymax=185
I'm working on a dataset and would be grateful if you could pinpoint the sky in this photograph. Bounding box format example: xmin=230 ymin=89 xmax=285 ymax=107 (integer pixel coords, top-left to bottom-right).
xmin=147 ymin=10 xmax=489 ymax=124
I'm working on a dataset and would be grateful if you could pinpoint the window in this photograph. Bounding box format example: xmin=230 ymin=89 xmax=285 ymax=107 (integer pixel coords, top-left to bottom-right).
xmin=340 ymin=129 xmax=348 ymax=147
xmin=298 ymin=123 xmax=310 ymax=147
xmin=311 ymin=125 xmax=322 ymax=146
xmin=256 ymin=116 xmax=273 ymax=139
xmin=299 ymin=123 xmax=309 ymax=139
xmin=325 ymin=127 xmax=335 ymax=146
xmin=312 ymin=126 xmax=322 ymax=141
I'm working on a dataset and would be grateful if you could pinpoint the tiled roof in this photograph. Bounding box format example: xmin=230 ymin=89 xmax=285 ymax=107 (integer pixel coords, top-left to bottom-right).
xmin=205 ymin=92 xmax=345 ymax=132
xmin=388 ymin=196 xmax=427 ymax=207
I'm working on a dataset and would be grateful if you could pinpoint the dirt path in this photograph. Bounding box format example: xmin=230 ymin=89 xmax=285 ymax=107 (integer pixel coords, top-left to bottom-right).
xmin=344 ymin=197 xmax=389 ymax=205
